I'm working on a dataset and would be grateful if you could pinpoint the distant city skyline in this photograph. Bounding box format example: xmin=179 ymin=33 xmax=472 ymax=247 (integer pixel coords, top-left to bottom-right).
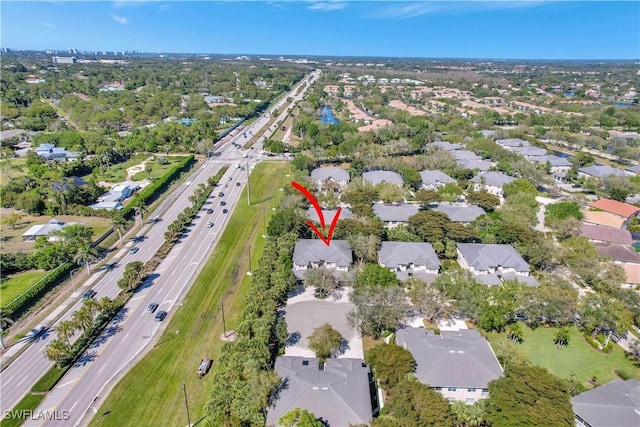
xmin=2 ymin=1 xmax=639 ymax=60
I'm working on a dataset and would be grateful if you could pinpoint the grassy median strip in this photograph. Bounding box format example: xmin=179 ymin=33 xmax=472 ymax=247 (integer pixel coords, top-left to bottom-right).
xmin=90 ymin=161 xmax=290 ymax=427
xmin=0 ymin=394 xmax=46 ymax=427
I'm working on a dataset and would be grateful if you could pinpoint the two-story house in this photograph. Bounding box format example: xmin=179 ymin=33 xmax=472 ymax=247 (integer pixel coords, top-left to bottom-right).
xmin=292 ymin=239 xmax=352 ymax=280
xmin=396 ymin=327 xmax=503 ymax=404
xmin=432 ymin=204 xmax=486 ymax=224
xmin=362 ymin=170 xmax=404 ymax=187
xmin=372 ymin=203 xmax=419 ymax=229
xmin=311 ymin=167 xmax=350 ymax=193
xmin=420 ymin=170 xmax=456 ymax=190
xmin=379 ymin=241 xmax=440 ymax=282
xmin=470 ymin=172 xmax=516 ymax=198
xmin=457 ymin=243 xmax=537 ymax=286
xmin=571 ymin=378 xmax=639 ymax=427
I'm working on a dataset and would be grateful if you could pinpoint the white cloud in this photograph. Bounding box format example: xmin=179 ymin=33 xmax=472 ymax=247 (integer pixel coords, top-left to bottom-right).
xmin=371 ymin=1 xmax=553 ymax=19
xmin=307 ymin=1 xmax=347 ymax=12
xmin=40 ymin=22 xmax=56 ymax=29
xmin=113 ymin=0 xmax=149 ymax=9
xmin=112 ymin=15 xmax=129 ymax=24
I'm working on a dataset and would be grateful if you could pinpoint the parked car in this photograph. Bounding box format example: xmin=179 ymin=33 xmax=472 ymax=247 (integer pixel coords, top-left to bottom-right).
xmin=129 ymin=246 xmax=139 ymax=255
xmin=146 ymin=303 xmax=159 ymax=314
xmin=82 ymin=290 xmax=97 ymax=300
xmin=155 ymin=311 xmax=167 ymax=322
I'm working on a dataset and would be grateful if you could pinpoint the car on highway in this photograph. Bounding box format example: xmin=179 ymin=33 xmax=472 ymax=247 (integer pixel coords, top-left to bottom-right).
xmin=227 ymin=176 xmax=232 ymax=181
xmin=146 ymin=303 xmax=159 ymax=314
xmin=155 ymin=311 xmax=167 ymax=322
xmin=207 ymin=221 xmax=214 ymax=228
xmin=218 ymin=192 xmax=224 ymax=197
xmin=207 ymin=208 xmax=214 ymax=214
xmin=220 ymin=201 xmax=227 ymax=206
xmin=82 ymin=289 xmax=97 ymax=300
xmin=222 ymin=209 xmax=228 ymax=214
xmin=129 ymin=246 xmax=139 ymax=255
xmin=223 ymin=184 xmax=228 ymax=188
xmin=236 ymin=182 xmax=241 ymax=186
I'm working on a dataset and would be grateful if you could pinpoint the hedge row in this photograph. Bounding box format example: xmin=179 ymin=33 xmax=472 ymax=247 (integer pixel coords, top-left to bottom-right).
xmin=1 ymin=262 xmax=74 ymax=320
xmin=120 ymin=155 xmax=195 ymax=220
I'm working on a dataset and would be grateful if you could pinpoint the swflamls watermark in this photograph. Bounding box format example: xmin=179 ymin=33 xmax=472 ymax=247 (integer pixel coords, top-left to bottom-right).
xmin=3 ymin=410 xmax=70 ymax=421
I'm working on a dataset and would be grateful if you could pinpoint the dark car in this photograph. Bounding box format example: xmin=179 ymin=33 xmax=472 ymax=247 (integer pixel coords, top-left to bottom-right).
xmin=146 ymin=303 xmax=159 ymax=314
xmin=218 ymin=192 xmax=224 ymax=197
xmin=222 ymin=209 xmax=228 ymax=213
xmin=236 ymin=182 xmax=241 ymax=186
xmin=82 ymin=290 xmax=97 ymax=300
xmin=207 ymin=208 xmax=214 ymax=214
xmin=220 ymin=201 xmax=227 ymax=206
xmin=155 ymin=311 xmax=167 ymax=322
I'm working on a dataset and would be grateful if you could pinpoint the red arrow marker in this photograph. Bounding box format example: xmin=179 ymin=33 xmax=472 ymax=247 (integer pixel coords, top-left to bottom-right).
xmin=291 ymin=181 xmax=342 ymax=246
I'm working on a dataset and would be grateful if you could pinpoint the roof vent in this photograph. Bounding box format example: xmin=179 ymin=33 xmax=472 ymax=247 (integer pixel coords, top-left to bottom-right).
xmin=458 ymin=351 xmax=464 ymax=354
xmin=321 ymin=387 xmax=329 ymax=390
xmin=449 ymin=350 xmax=455 ymax=353
xmin=312 ymin=386 xmax=319 ymax=390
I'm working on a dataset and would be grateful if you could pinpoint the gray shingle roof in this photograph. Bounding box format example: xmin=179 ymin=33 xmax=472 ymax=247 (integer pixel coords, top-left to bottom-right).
xmin=432 ymin=204 xmax=486 ymax=223
xmin=266 ymin=357 xmax=374 ymax=427
xmin=471 ymin=171 xmax=516 ymax=188
xmin=307 ymin=207 xmax=354 ymax=224
xmin=311 ymin=167 xmax=350 ymax=183
xmin=429 ymin=141 xmax=463 ymax=151
xmin=511 ymin=146 xmax=548 ymax=157
xmin=496 ymin=138 xmax=530 ymax=148
xmin=625 ymin=165 xmax=640 ymax=174
xmin=501 ymin=271 xmax=538 ymax=287
xmin=396 ymin=327 xmax=503 ymax=389
xmin=474 ymin=274 xmax=503 ymax=286
xmin=420 ymin=170 xmax=456 ymax=187
xmin=379 ymin=242 xmax=440 ymax=270
xmin=530 ymin=155 xmax=572 ymax=167
xmin=452 ymin=150 xmax=482 ymax=161
xmin=363 ymin=170 xmax=404 ymax=186
xmin=373 ymin=203 xmax=419 ymax=223
xmin=579 ymin=165 xmax=627 ymax=178
xmin=458 ymin=243 xmax=530 ymax=273
xmin=571 ymin=379 xmax=640 ymax=427
xmin=456 ymin=159 xmax=492 ymax=171
xmin=293 ymin=239 xmax=352 ymax=267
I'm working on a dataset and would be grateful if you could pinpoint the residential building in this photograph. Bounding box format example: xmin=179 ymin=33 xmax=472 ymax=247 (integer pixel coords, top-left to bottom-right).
xmin=456 ymin=159 xmax=492 ymax=172
xmin=588 ymin=198 xmax=640 ymax=224
xmin=292 ymin=239 xmax=352 ymax=280
xmin=580 ymin=223 xmax=633 ymax=245
xmin=311 ymin=167 xmax=350 ymax=192
xmin=432 ymin=204 xmax=486 ymax=224
xmin=582 ymin=209 xmax=626 ymax=229
xmin=89 ymin=201 xmax=123 ymax=211
xmin=373 ymin=203 xmax=419 ymax=228
xmin=307 ymin=207 xmax=353 ymax=224
xmin=266 ymin=356 xmax=376 ymax=427
xmin=571 ymin=378 xmax=640 ymax=427
xmin=624 ymin=165 xmax=640 ymax=176
xmin=52 ymin=56 xmax=76 ymax=64
xmin=90 ymin=182 xmax=139 ymax=211
xmin=496 ymin=138 xmax=530 ymax=149
xmin=578 ymin=165 xmax=627 ymax=179
xmin=362 ymin=170 xmax=404 ymax=186
xmin=457 ymin=243 xmax=536 ymax=286
xmin=511 ymin=145 xmax=548 ymax=157
xmin=379 ymin=242 xmax=440 ymax=282
xmin=470 ymin=172 xmax=516 ymax=197
xmin=22 ymin=218 xmax=82 ymax=241
xmin=480 ymin=130 xmax=498 ymax=139
xmin=420 ymin=170 xmax=456 ymax=190
xmin=428 ymin=141 xmax=462 ymax=151
xmin=452 ymin=150 xmax=482 ymax=161
xmin=396 ymin=327 xmax=503 ymax=403
xmin=35 ymin=144 xmax=80 ymax=162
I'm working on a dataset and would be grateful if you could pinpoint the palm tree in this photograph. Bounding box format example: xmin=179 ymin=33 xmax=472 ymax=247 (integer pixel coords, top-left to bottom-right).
xmin=0 ymin=317 xmax=15 ymax=350
xmin=74 ymin=244 xmax=99 ymax=275
xmin=82 ymin=298 xmax=101 ymax=318
xmin=112 ymin=214 xmax=128 ymax=247
xmin=98 ymin=296 xmax=113 ymax=314
xmin=133 ymin=203 xmax=147 ymax=230
xmin=55 ymin=320 xmax=76 ymax=345
xmin=45 ymin=339 xmax=71 ymax=368
xmin=71 ymin=307 xmax=93 ymax=333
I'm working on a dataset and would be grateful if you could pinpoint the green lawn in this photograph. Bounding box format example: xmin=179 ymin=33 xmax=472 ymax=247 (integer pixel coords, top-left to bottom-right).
xmin=90 ymin=161 xmax=290 ymax=427
xmin=130 ymin=157 xmax=189 ymax=181
xmin=0 ymin=157 xmax=28 ymax=187
xmin=1 ymin=270 xmax=49 ymax=308
xmin=87 ymin=155 xmax=189 ymax=184
xmin=487 ymin=325 xmax=640 ymax=387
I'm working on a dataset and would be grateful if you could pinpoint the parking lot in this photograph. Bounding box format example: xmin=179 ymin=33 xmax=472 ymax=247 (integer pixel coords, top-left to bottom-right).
xmin=283 ymin=287 xmax=363 ymax=359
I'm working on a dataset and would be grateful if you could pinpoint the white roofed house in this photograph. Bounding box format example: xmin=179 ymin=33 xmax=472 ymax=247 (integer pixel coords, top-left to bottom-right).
xmin=379 ymin=242 xmax=440 ymax=283
xmin=292 ymin=239 xmax=353 ymax=280
xmin=372 ymin=203 xmax=419 ymax=229
xmin=419 ymin=170 xmax=456 ymax=190
xmin=457 ymin=243 xmax=537 ymax=286
xmin=396 ymin=327 xmax=503 ymax=403
xmin=362 ymin=170 xmax=404 ymax=187
xmin=470 ymin=171 xmax=515 ymax=198
xmin=90 ymin=181 xmax=139 ymax=211
xmin=22 ymin=218 xmax=82 ymax=241
xmin=310 ymin=167 xmax=350 ymax=193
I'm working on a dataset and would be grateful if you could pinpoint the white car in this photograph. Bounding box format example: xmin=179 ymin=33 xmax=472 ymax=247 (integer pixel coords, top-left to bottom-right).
xmin=206 ymin=221 xmax=214 ymax=228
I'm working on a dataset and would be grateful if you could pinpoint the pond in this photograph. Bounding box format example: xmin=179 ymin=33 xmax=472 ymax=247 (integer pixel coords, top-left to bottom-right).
xmin=319 ymin=105 xmax=340 ymax=124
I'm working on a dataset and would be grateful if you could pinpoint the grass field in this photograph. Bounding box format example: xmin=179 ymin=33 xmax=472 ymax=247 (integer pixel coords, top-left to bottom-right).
xmin=487 ymin=325 xmax=640 ymax=387
xmin=1 ymin=270 xmax=49 ymax=308
xmin=0 ymin=157 xmax=28 ymax=187
xmin=0 ymin=214 xmax=113 ymax=253
xmin=86 ymin=155 xmax=188 ymax=184
xmin=90 ymin=161 xmax=291 ymax=427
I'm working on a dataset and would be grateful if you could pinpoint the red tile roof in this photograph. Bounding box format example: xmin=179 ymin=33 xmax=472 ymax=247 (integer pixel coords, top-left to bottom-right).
xmin=588 ymin=198 xmax=640 ymax=219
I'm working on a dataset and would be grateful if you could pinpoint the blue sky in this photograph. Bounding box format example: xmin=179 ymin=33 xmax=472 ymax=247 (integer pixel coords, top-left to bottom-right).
xmin=2 ymin=1 xmax=638 ymax=59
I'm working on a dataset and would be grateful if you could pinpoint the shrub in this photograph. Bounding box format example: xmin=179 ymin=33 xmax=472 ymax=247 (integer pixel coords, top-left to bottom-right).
xmin=615 ymin=369 xmax=634 ymax=380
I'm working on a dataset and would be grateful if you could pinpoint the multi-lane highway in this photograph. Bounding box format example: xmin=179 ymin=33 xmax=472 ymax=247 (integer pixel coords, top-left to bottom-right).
xmin=0 ymin=69 xmax=318 ymax=426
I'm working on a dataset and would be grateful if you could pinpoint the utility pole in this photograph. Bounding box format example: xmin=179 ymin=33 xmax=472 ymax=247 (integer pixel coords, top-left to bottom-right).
xmin=247 ymin=244 xmax=252 ymax=276
xmin=182 ymin=382 xmax=191 ymax=427
xmin=220 ymin=299 xmax=227 ymax=339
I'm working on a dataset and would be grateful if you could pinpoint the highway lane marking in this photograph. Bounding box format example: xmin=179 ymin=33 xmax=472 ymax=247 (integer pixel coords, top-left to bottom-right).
xmin=70 ymin=401 xmax=79 ymax=412
xmin=122 ymin=333 xmax=130 ymax=342
xmin=131 ymin=296 xmax=144 ymax=301
xmin=98 ymin=363 xmax=107 ymax=374
xmin=16 ymin=377 xmax=27 ymax=386
xmin=6 ymin=375 xmax=14 ymax=383
xmin=57 ymin=378 xmax=79 ymax=388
